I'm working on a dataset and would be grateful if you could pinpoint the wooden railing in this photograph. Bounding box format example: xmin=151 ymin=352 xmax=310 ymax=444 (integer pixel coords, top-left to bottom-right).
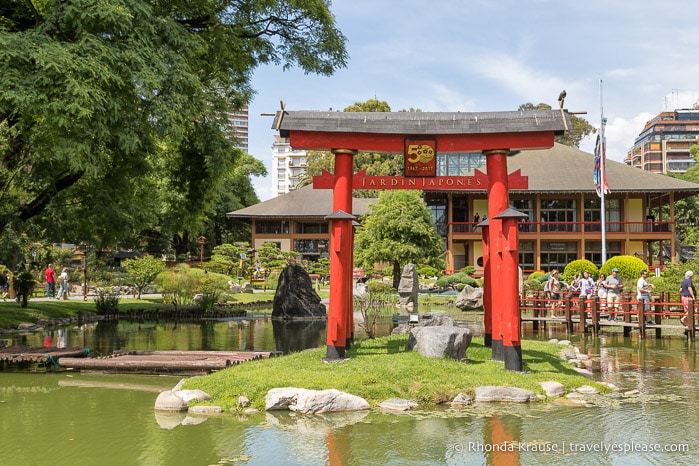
xmin=520 ymin=291 xmax=696 ymax=340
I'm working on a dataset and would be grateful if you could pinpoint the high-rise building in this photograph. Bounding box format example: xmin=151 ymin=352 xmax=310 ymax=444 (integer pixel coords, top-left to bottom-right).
xmin=625 ymin=109 xmax=699 ymax=174
xmin=224 ymin=105 xmax=249 ymax=151
xmin=271 ymin=135 xmax=307 ymax=196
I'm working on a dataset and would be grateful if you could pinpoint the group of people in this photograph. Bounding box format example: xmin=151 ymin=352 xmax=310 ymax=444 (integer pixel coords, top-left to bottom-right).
xmin=44 ymin=263 xmax=70 ymax=300
xmin=545 ymin=267 xmax=654 ymax=320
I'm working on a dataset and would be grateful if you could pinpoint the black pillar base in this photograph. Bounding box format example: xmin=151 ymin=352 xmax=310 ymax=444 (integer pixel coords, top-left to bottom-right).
xmin=504 ymin=345 xmax=523 ymax=372
xmin=484 ymin=333 xmax=492 ymax=348
xmin=491 ymin=338 xmax=504 ymax=361
xmin=325 ymin=345 xmax=346 ymax=361
xmin=345 ymin=332 xmax=354 ymax=350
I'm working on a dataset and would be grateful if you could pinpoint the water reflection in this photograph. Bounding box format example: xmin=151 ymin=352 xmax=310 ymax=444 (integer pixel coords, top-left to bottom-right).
xmin=272 ymin=319 xmax=326 ymax=354
xmin=2 ymin=313 xmax=699 ymax=464
xmin=4 ymin=313 xmax=329 ymax=355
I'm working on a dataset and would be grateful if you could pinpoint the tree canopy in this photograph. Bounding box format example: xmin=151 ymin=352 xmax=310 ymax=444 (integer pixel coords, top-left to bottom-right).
xmin=518 ymin=103 xmax=596 ymax=148
xmin=354 ymin=190 xmax=444 ymax=288
xmin=0 ymin=0 xmax=347 ymax=265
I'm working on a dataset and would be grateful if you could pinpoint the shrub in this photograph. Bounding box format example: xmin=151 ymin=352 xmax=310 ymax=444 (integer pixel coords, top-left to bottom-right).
xmin=527 ymin=271 xmax=545 ymax=282
xmin=600 ymin=255 xmax=649 ymax=282
xmin=563 ymin=259 xmax=599 ymax=283
xmin=416 ymin=265 xmax=439 ymax=278
xmin=436 ymin=272 xmax=478 ymax=289
xmin=94 ymin=289 xmax=120 ymax=314
xmin=13 ymin=270 xmax=35 ymax=308
xmin=367 ymin=281 xmax=393 ymax=294
xmin=155 ymin=264 xmax=198 ymax=304
xmin=264 ymin=270 xmax=280 ymax=290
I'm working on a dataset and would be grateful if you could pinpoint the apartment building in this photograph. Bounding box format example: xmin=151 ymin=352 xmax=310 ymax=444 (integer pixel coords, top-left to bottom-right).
xmin=625 ymin=109 xmax=699 ymax=174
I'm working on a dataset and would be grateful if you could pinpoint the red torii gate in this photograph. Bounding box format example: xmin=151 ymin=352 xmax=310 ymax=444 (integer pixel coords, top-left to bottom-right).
xmin=274 ymin=110 xmax=570 ymax=371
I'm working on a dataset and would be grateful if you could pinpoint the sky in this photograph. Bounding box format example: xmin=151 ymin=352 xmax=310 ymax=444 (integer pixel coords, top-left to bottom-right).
xmin=246 ymin=0 xmax=699 ymax=201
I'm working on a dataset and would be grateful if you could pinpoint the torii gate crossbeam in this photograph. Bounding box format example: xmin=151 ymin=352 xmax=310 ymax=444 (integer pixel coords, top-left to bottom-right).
xmin=273 ymin=110 xmax=570 ymax=371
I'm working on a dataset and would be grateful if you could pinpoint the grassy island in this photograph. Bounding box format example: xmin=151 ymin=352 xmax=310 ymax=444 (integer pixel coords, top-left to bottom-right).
xmin=183 ymin=334 xmax=606 ymax=411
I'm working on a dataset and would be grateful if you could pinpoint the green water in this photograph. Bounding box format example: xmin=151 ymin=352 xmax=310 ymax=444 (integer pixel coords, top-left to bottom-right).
xmin=1 ymin=319 xmax=698 ymax=465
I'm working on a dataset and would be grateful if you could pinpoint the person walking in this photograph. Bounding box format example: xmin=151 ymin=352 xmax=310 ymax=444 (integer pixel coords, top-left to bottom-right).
xmin=636 ymin=270 xmax=655 ymax=313
xmin=56 ymin=267 xmax=70 ymax=300
xmin=579 ymin=271 xmax=595 ymax=304
xmin=45 ymin=263 xmax=56 ymax=298
xmin=603 ymin=268 xmax=624 ymax=320
xmin=595 ymin=273 xmax=608 ymax=316
xmin=680 ymin=270 xmax=696 ymax=328
xmin=549 ymin=269 xmax=562 ymax=318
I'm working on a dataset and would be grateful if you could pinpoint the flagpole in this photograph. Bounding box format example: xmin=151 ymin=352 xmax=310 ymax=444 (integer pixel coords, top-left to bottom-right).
xmin=600 ymin=80 xmax=608 ymax=263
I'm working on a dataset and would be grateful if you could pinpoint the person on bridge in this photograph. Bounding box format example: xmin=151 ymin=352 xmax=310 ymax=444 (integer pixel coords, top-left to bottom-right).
xmin=680 ymin=270 xmax=696 ymax=328
xmin=636 ymin=270 xmax=655 ymax=312
xmin=603 ymin=268 xmax=624 ymax=320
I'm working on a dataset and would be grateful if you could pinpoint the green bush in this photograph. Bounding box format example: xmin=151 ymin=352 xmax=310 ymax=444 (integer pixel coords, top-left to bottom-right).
xmin=436 ymin=272 xmax=478 ymax=289
xmin=416 ymin=265 xmax=440 ymax=278
xmin=600 ymin=255 xmax=649 ymax=282
xmin=563 ymin=259 xmax=599 ymax=283
xmin=527 ymin=271 xmax=545 ymax=282
xmin=94 ymin=289 xmax=120 ymax=314
xmin=264 ymin=271 xmax=280 ymax=290
xmin=366 ymin=280 xmax=393 ymax=294
xmin=13 ymin=270 xmax=35 ymax=308
xmin=155 ymin=264 xmax=198 ymax=304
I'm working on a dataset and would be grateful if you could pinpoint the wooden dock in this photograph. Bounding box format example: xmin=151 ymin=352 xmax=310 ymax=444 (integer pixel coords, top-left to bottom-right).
xmin=59 ymin=350 xmax=278 ymax=375
xmin=0 ymin=347 xmax=89 ymax=370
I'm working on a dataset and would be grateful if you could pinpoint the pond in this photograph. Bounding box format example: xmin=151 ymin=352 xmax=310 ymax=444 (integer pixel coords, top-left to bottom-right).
xmin=1 ymin=312 xmax=698 ymax=465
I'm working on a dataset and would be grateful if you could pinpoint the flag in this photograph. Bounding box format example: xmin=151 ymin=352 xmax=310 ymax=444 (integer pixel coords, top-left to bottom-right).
xmin=593 ymin=134 xmax=610 ymax=197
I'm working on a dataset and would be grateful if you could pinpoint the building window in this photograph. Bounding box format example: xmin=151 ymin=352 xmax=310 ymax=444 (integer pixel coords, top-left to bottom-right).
xmin=584 ymin=241 xmax=622 ymax=267
xmin=519 ymin=241 xmax=535 ymax=270
xmin=425 ymin=193 xmax=447 ymax=236
xmin=584 ymin=199 xmax=621 ymax=232
xmin=255 ymin=220 xmax=289 ymax=234
xmin=436 ymin=153 xmax=486 ymax=176
xmin=540 ymin=241 xmax=577 ymax=271
xmin=512 ymin=199 xmax=534 ymax=231
xmin=295 ymin=222 xmax=329 ymax=234
xmin=293 ymin=239 xmax=329 ymax=255
xmin=540 ymin=199 xmax=577 ymax=232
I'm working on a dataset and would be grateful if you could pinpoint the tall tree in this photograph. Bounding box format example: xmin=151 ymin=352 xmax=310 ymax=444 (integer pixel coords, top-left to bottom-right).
xmin=518 ymin=103 xmax=596 ymax=148
xmin=0 ymin=0 xmax=347 ymax=250
xmin=354 ymin=190 xmax=444 ymax=288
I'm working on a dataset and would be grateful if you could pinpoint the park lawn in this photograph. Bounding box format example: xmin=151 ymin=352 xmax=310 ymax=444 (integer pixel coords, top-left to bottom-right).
xmin=0 ymin=292 xmax=278 ymax=330
xmin=184 ymin=334 xmax=606 ymax=411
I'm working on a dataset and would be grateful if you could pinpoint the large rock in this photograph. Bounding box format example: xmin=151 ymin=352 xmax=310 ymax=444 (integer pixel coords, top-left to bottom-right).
xmin=397 ymin=263 xmax=419 ymax=308
xmin=475 ymin=386 xmax=536 ymax=403
xmin=272 ymin=264 xmax=326 ymax=319
xmin=154 ymin=390 xmax=189 ymax=412
xmin=455 ymin=284 xmax=484 ymax=310
xmin=405 ymin=326 xmax=472 ymax=359
xmin=265 ymin=387 xmax=370 ymax=414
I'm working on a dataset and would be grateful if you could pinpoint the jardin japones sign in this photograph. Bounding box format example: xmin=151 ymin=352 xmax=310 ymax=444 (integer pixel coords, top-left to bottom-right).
xmin=313 ymin=169 xmax=528 ymax=190
xmin=404 ymin=138 xmax=437 ymax=177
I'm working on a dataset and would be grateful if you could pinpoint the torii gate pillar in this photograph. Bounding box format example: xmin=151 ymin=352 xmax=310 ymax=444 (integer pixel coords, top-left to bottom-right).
xmin=323 ymin=149 xmax=356 ymax=360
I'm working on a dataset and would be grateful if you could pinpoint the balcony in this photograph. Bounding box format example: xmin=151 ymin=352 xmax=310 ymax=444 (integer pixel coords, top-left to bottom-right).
xmin=450 ymin=221 xmax=672 ymax=235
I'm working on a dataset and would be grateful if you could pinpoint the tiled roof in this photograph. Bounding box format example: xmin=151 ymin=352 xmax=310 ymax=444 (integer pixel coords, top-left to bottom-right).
xmin=227 ymin=185 xmax=375 ymax=219
xmin=275 ymin=110 xmax=570 ymax=136
xmin=508 ymin=143 xmax=699 ymax=195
